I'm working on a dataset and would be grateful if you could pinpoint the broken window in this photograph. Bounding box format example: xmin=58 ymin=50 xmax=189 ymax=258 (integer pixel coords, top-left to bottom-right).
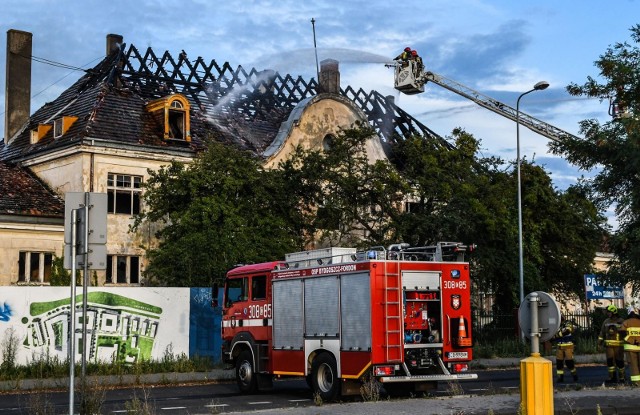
xmin=17 ymin=252 xmax=53 ymax=284
xmin=145 ymin=94 xmax=191 ymax=141
xmin=107 ymin=173 xmax=142 ymax=215
xmin=168 ymin=100 xmax=186 ymax=140
xmin=106 ymin=255 xmax=140 ymax=284
xmin=53 ymin=119 xmax=63 ymax=138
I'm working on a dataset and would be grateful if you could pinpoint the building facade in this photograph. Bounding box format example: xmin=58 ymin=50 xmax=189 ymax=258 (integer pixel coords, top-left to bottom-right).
xmin=1 ymin=30 xmax=439 ymax=286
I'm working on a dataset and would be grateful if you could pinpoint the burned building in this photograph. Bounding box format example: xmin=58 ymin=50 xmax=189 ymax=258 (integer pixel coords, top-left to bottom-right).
xmin=0 ymin=30 xmax=445 ymax=285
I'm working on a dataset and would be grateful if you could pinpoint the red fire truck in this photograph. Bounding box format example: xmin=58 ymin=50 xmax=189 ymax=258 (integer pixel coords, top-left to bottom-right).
xmin=215 ymin=242 xmax=477 ymax=400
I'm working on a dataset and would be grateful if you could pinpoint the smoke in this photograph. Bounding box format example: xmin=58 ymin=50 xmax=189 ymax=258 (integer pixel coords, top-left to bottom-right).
xmin=249 ymin=47 xmax=395 ymax=75
xmin=206 ymin=70 xmax=276 ymax=116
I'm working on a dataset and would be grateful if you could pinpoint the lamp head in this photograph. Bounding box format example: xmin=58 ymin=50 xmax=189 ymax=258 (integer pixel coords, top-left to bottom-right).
xmin=534 ymin=81 xmax=550 ymax=91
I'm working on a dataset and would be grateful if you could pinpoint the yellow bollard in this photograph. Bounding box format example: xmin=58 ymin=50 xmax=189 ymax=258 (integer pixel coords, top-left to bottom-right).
xmin=520 ymin=352 xmax=554 ymax=415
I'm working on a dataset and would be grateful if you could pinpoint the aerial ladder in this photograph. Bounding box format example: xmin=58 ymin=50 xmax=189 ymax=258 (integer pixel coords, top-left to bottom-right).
xmin=390 ymin=59 xmax=581 ymax=142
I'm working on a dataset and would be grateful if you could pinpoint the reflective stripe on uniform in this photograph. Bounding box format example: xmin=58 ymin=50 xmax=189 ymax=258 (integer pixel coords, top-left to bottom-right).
xmin=623 ymin=344 xmax=640 ymax=351
xmin=628 ymin=327 xmax=640 ymax=336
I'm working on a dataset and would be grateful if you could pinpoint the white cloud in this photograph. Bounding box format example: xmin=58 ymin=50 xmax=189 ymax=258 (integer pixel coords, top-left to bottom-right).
xmin=2 ymin=0 xmax=637 ymax=230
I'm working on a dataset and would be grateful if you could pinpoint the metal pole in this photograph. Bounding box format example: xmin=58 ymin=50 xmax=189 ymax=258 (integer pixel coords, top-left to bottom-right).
xmin=69 ymin=209 xmax=77 ymax=415
xmin=81 ymin=192 xmax=90 ymax=410
xmin=529 ymin=292 xmax=540 ymax=355
xmin=516 ymin=81 xmax=549 ymax=305
xmin=517 ymin=88 xmax=534 ymax=305
xmin=311 ymin=18 xmax=320 ymax=83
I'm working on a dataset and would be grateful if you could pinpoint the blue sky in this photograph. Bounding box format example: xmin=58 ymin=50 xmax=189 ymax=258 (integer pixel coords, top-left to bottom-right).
xmin=2 ymin=0 xmax=639 ymax=225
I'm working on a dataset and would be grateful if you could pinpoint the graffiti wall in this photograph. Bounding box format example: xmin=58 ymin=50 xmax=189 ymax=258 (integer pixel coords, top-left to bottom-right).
xmin=0 ymin=287 xmax=220 ymax=365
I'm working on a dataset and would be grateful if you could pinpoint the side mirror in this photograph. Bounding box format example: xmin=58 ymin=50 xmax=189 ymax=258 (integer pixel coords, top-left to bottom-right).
xmin=211 ymin=284 xmax=219 ymax=308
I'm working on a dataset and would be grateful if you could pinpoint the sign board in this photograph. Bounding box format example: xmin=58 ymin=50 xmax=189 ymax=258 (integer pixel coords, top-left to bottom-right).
xmin=63 ymin=192 xmax=108 ymax=270
xmin=584 ymin=274 xmax=623 ymax=300
xmin=64 ymin=192 xmax=108 ymax=245
xmin=518 ymin=291 xmax=561 ymax=343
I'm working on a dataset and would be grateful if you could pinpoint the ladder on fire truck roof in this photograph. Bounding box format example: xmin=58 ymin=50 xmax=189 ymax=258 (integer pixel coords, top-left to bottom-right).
xmin=383 ymin=261 xmax=404 ymax=362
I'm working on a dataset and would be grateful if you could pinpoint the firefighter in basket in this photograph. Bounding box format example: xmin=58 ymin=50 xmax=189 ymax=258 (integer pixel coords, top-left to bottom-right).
xmin=552 ymin=316 xmax=578 ymax=382
xmin=620 ymin=302 xmax=640 ymax=386
xmin=598 ymin=304 xmax=625 ymax=383
xmin=394 ymin=46 xmax=412 ymax=66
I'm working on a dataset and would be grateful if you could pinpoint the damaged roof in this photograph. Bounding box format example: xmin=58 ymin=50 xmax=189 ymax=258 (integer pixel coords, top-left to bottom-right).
xmin=0 ymin=43 xmax=447 ymax=162
xmin=0 ymin=161 xmax=64 ymax=219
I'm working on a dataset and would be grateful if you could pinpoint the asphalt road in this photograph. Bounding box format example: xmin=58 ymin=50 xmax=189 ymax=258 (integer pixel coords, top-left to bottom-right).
xmin=0 ymin=363 xmax=633 ymax=414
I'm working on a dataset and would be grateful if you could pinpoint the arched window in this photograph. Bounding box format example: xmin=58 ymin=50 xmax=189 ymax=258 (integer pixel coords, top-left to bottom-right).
xmin=322 ymin=134 xmax=335 ymax=151
xmin=145 ymin=94 xmax=191 ymax=141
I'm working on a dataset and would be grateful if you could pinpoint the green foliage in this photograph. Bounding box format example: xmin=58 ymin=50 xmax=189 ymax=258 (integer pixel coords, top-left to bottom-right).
xmin=132 ymin=138 xmax=304 ymax=286
xmin=278 ymin=123 xmax=409 ymax=247
xmin=0 ymin=328 xmax=19 ymax=374
xmin=473 ymin=338 xmax=530 ymax=358
xmin=391 ymin=129 xmax=604 ymax=312
xmin=134 ymin=123 xmax=604 ymax=311
xmin=550 ymin=24 xmax=640 ymax=293
xmin=0 ymin=344 xmax=216 ymax=382
xmin=49 ymin=253 xmax=71 ymax=286
xmin=49 ymin=251 xmax=83 ymax=286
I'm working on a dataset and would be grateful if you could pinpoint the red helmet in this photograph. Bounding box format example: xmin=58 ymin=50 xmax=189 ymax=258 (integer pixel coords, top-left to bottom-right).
xmin=411 ymin=50 xmax=418 ymax=56
xmin=404 ymin=47 xmax=411 ymax=52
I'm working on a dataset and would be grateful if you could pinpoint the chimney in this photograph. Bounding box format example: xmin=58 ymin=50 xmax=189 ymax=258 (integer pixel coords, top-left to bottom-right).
xmin=106 ymin=34 xmax=123 ymax=56
xmin=319 ymin=59 xmax=340 ymax=94
xmin=4 ymin=29 xmax=32 ymax=144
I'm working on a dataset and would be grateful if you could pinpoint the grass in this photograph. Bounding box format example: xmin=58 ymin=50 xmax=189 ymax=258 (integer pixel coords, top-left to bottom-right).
xmin=472 ymin=333 xmax=600 ymax=358
xmin=0 ymin=336 xmax=217 ymax=383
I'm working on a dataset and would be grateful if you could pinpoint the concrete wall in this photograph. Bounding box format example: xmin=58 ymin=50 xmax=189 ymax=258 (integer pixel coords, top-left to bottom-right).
xmin=0 ymin=287 xmax=221 ymax=365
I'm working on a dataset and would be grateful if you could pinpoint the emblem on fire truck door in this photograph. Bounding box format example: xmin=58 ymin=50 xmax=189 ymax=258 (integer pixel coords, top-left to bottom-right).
xmin=451 ymin=294 xmax=461 ymax=310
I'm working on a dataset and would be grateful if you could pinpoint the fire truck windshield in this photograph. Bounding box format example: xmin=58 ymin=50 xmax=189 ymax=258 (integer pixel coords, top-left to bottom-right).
xmin=225 ymin=277 xmax=248 ymax=306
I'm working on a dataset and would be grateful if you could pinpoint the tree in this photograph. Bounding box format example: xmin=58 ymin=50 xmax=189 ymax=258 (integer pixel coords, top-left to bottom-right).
xmin=132 ymin=139 xmax=304 ymax=286
xmin=278 ymin=124 xmax=409 ymax=247
xmin=391 ymin=129 xmax=605 ymax=312
xmin=549 ymin=24 xmax=640 ymax=292
xmin=49 ymin=253 xmax=71 ymax=286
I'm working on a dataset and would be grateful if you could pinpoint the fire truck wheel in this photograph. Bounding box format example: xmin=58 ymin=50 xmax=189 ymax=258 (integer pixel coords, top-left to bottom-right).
xmin=235 ymin=350 xmax=257 ymax=393
xmin=311 ymin=353 xmax=340 ymax=401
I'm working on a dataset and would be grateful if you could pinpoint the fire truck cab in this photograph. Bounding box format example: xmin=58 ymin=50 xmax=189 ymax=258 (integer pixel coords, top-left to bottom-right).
xmin=217 ymin=242 xmax=477 ymax=400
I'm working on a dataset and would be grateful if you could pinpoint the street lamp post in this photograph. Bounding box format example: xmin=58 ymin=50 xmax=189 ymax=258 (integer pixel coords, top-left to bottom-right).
xmin=517 ymin=81 xmax=549 ymax=304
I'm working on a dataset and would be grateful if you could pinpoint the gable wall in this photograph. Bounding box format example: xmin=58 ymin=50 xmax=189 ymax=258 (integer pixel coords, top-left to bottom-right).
xmin=264 ymin=97 xmax=387 ymax=168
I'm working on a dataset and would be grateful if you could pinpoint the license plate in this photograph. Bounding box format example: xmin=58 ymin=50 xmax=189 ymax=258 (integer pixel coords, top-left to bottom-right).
xmin=447 ymin=352 xmax=468 ymax=359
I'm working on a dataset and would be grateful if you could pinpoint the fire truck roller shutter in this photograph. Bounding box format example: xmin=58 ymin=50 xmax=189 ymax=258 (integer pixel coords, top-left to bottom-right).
xmin=402 ymin=271 xmax=441 ymax=290
xmin=273 ymin=279 xmax=303 ymax=350
xmin=305 ymin=276 xmax=340 ymax=338
xmin=341 ymin=272 xmax=371 ymax=350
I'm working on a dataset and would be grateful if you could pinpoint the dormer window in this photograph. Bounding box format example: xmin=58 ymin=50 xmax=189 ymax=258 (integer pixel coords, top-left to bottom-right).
xmin=169 ymin=100 xmax=186 ymax=139
xmin=52 ymin=116 xmax=78 ymax=139
xmin=53 ymin=119 xmax=63 ymax=138
xmin=145 ymin=94 xmax=191 ymax=142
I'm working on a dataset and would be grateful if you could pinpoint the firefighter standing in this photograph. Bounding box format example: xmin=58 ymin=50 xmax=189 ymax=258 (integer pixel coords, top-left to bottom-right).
xmin=552 ymin=317 xmax=578 ymax=382
xmin=410 ymin=50 xmax=424 ymax=74
xmin=598 ymin=304 xmax=625 ymax=383
xmin=620 ymin=304 xmax=640 ymax=386
xmin=394 ymin=47 xmax=412 ymax=65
